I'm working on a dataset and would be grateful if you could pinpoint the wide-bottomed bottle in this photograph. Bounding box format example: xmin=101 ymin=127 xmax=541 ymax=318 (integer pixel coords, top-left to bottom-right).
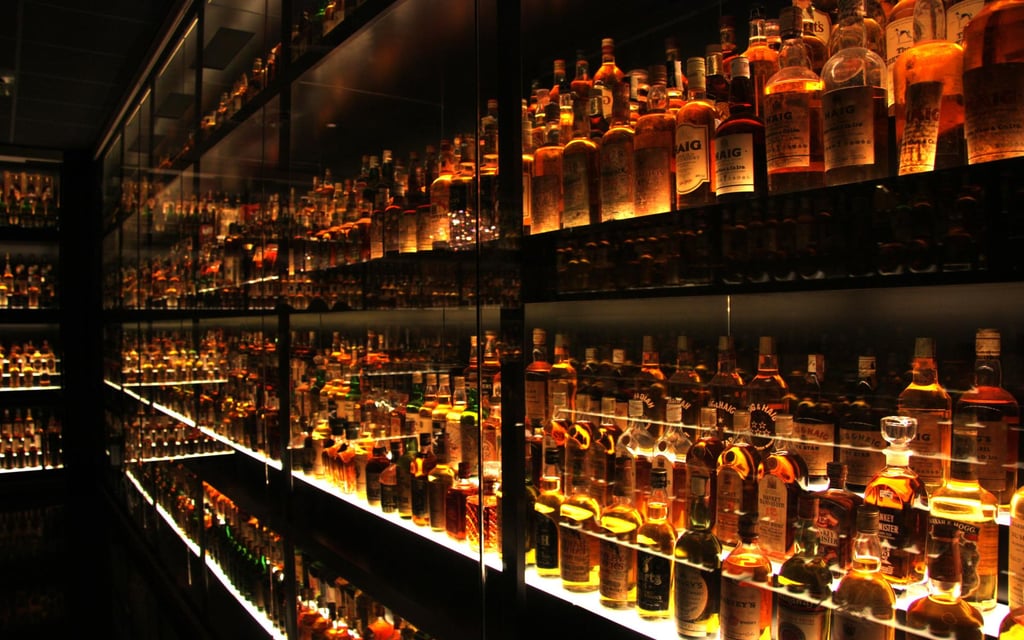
xmin=559 ymin=455 xmax=601 ymax=593
xmin=831 ymin=504 xmax=897 ymax=640
xmin=716 ymin=409 xmax=763 ymax=548
xmin=674 ymin=474 xmax=722 ymax=638
xmin=906 ymin=522 xmax=985 ymax=640
xmin=774 ymin=494 xmax=834 ymax=640
xmin=719 ymin=512 xmax=773 ymax=640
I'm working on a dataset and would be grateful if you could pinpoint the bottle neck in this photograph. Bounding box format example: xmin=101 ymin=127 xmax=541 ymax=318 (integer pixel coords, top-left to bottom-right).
xmin=974 ymin=357 xmax=1003 ymax=388
xmin=793 ymin=517 xmax=822 ymax=557
xmin=912 ymin=357 xmax=939 ymax=385
xmin=778 ymin=32 xmax=811 ymax=69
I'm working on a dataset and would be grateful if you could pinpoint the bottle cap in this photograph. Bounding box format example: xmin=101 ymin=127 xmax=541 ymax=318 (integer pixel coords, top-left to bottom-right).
xmin=881 ymin=415 xmax=917 ymax=447
xmin=553 ymin=59 xmax=566 ymax=75
xmin=690 ymin=473 xmax=708 ymax=496
xmin=856 ymin=504 xmax=880 ymax=533
xmin=718 ymin=335 xmax=734 ymax=351
xmin=729 ymin=56 xmax=750 ymax=79
xmin=649 ymin=64 xmax=668 ymax=85
xmin=913 ymin=337 xmax=935 ymax=359
xmin=601 ymin=37 xmax=615 ymax=53
xmin=733 ymin=409 xmax=751 ymax=432
xmin=759 ymin=335 xmax=775 ymax=355
xmin=651 ymin=467 xmax=669 ymax=489
xmin=700 ymin=406 xmax=718 ymax=429
xmin=532 ymin=328 xmax=546 ymax=346
xmin=976 ymin=329 xmax=1000 ymax=357
xmin=554 ymin=333 xmax=568 ymax=349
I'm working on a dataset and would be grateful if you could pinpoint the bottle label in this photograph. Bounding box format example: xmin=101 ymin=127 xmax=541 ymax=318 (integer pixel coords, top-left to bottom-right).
xmin=716 ymin=468 xmax=744 ymax=544
xmin=839 ymin=423 xmax=887 ymax=486
xmin=749 ymin=403 xmax=779 ymax=450
xmin=792 ymin=419 xmax=836 ymax=478
xmin=559 ymin=527 xmax=593 ymax=583
xmin=974 ymin=417 xmax=1013 ymax=491
xmin=757 ymin=473 xmax=790 ymax=557
xmin=720 ymin=577 xmax=766 ymax=640
xmin=810 ymin=11 xmax=831 ymax=46
xmin=600 ymin=85 xmax=614 ymax=120
xmin=946 ymin=0 xmax=984 ymax=45
xmin=832 ymin=612 xmax=891 ymax=640
xmin=871 ymin=502 xmax=926 ymax=581
xmin=675 ymin=565 xmax=716 ymax=633
xmin=411 ymin=477 xmax=428 ymax=517
xmin=676 ymin=122 xmax=712 ymax=195
xmin=634 ymin=146 xmax=673 ymax=215
xmin=599 ymin=539 xmax=635 ymax=601
xmin=899 ymin=81 xmax=944 ymax=175
xmin=534 ymin=509 xmax=560 ymax=570
xmin=964 ymin=63 xmax=1024 ymax=163
xmin=531 ymin=174 xmax=561 ymax=234
xmin=713 ymin=132 xmax=756 ymax=195
xmin=562 ymin=150 xmax=594 ymax=228
xmin=1010 ymin=515 xmax=1024 ymax=609
xmin=638 ymin=551 xmax=672 ymax=612
xmin=885 ymin=16 xmax=915 ymax=71
xmin=366 ymin=469 xmax=382 ymax=503
xmin=666 ymin=400 xmax=683 ymax=424
xmin=823 ymin=86 xmax=876 ymax=170
xmin=929 ymin=515 xmax=999 ymax=597
xmin=905 ymin=411 xmax=948 ymax=486
xmin=525 ymin=378 xmax=548 ymax=426
xmin=600 ymin=141 xmax=634 ymax=219
xmin=778 ymin=594 xmax=829 ymax=640
xmin=764 ymin=92 xmax=813 ymax=170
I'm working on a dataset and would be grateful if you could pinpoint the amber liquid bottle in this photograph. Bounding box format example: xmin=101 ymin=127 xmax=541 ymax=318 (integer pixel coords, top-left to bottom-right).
xmin=713 ymin=57 xmax=767 ymax=201
xmin=774 ymin=495 xmax=834 ymax=639
xmin=598 ymin=38 xmax=635 ymax=221
xmin=906 ymin=522 xmax=985 ymax=640
xmin=636 ymin=467 xmax=675 ymax=619
xmin=719 ymin=512 xmax=773 ymax=640
xmin=899 ymin=337 xmax=951 ymax=494
xmin=598 ymin=456 xmax=643 ymax=609
xmin=561 ymin=67 xmax=601 ymax=229
xmin=633 ymin=65 xmax=676 ymax=216
xmin=675 ymin=56 xmax=718 ymax=208
xmin=815 ymin=461 xmax=864 ymax=575
xmin=716 ymin=410 xmax=764 ymax=548
xmin=832 ymin=504 xmax=897 ymax=640
xmin=534 ymin=447 xmax=564 ymax=577
xmin=757 ymin=414 xmax=809 ymax=561
xmin=674 ymin=474 xmax=722 ymax=638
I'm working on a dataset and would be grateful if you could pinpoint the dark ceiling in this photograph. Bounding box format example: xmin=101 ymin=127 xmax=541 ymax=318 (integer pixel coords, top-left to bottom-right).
xmin=0 ymin=0 xmax=178 ymax=154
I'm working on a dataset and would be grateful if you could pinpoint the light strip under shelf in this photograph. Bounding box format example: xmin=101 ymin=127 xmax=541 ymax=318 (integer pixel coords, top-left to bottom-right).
xmin=124 ymin=469 xmax=200 ymax=557
xmin=197 ymin=426 xmax=283 ymax=471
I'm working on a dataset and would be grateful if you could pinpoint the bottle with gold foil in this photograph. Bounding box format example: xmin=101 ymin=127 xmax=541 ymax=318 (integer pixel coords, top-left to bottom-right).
xmin=764 ymin=6 xmax=826 ymax=194
xmin=895 ymin=0 xmax=966 ymax=174
xmin=634 ymin=64 xmax=675 ymax=216
xmin=719 ymin=511 xmax=773 ymax=640
xmin=831 ymin=504 xmax=897 ymax=640
xmin=636 ymin=468 xmax=675 ymax=619
xmin=928 ymin=422 xmax=999 ymax=610
xmin=962 ymin=0 xmax=1024 ymax=164
xmin=559 ymin=455 xmax=601 ymax=593
xmin=899 ymin=337 xmax=951 ymax=494
xmin=757 ymin=414 xmax=809 ymax=561
xmin=716 ymin=409 xmax=764 ymax=548
xmin=599 ymin=455 xmax=643 ymax=609
xmin=674 ymin=474 xmax=722 ymax=638
xmin=775 ymin=494 xmax=834 ymax=640
xmin=863 ymin=415 xmax=928 ymax=585
xmin=906 ymin=522 xmax=985 ymax=640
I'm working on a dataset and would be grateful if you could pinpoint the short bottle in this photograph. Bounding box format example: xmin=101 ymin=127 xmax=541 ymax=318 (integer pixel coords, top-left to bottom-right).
xmin=906 ymin=522 xmax=985 ymax=640
xmin=831 ymin=504 xmax=897 ymax=640
xmin=719 ymin=511 xmax=773 ymax=640
xmin=774 ymin=494 xmax=834 ymax=640
xmin=598 ymin=455 xmax=643 ymax=609
xmin=559 ymin=455 xmax=601 ymax=593
xmin=674 ymin=474 xmax=722 ymax=638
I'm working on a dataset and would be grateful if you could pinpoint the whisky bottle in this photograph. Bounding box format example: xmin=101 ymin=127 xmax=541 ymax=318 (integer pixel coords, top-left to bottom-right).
xmin=599 ymin=38 xmax=635 ymax=221
xmin=560 ymin=455 xmax=601 ymax=592
xmin=653 ymin=416 xmax=691 ymax=532
xmin=675 ymin=56 xmax=718 ymax=208
xmin=636 ymin=468 xmax=675 ymax=620
xmin=548 ymin=333 xmax=577 ymax=427
xmin=793 ymin=0 xmax=831 ymax=73
xmin=895 ymin=0 xmax=966 ymax=174
xmin=714 ymin=57 xmax=768 ymax=200
xmin=599 ymin=455 xmax=643 ymax=608
xmin=906 ymin=522 xmax=985 ymax=640
xmin=832 ymin=504 xmax=897 ymax=640
xmin=775 ymin=495 xmax=834 ymax=640
xmin=379 ymin=440 xmax=401 ymax=513
xmin=886 ymin=0 xmax=917 ymax=112
xmin=445 ymin=376 xmax=468 ymax=470
xmin=955 ymin=329 xmax=1020 ymax=505
xmin=962 ymin=0 xmax=1024 ymax=163
xmin=419 ymin=372 xmax=438 ymax=435
xmin=816 ymin=461 xmax=864 ymax=574
xmin=395 ymin=435 xmax=419 ymax=519
xmin=928 ymin=423 xmax=999 ymax=610
xmin=899 ymin=337 xmax=952 ymax=493
xmin=636 ymin=335 xmax=668 ymax=425
xmin=839 ymin=355 xmax=889 ymax=492
xmin=829 ymin=0 xmax=887 ymax=57
xmin=863 ymin=415 xmax=928 ymax=585
xmin=720 ymin=512 xmax=773 ymax=640
xmin=411 ymin=431 xmax=436 ymax=527
xmin=764 ymin=6 xmax=826 ymax=194
xmin=1010 ymin=484 xmax=1024 ymax=609
xmin=525 ymin=328 xmax=551 ymax=435
xmin=793 ymin=353 xmax=839 ymax=487
xmin=944 ymin=0 xmax=984 ymax=44
xmin=707 ymin=335 xmax=746 ymax=433
xmin=449 ymin=137 xmax=478 ymax=250
xmin=717 ymin=410 xmax=764 ymax=547
xmin=666 ymin=336 xmax=708 ymax=429
xmin=426 ymin=140 xmax=454 ymax=250
xmin=531 ymin=116 xmax=563 ymax=234
xmin=757 ymin=414 xmax=809 ymax=560
xmin=674 ymin=474 xmax=722 ymax=638
xmin=561 ymin=68 xmax=601 ymax=229
xmin=665 ymin=38 xmax=686 ymax=113
xmin=364 ymin=444 xmax=390 ymax=507
xmin=743 ymin=4 xmax=782 ymax=119
xmin=521 ymin=100 xmax=535 ymax=233
xmin=688 ymin=406 xmax=726 ymax=529
xmin=427 ymin=428 xmax=455 ymax=531
xmin=445 ymin=462 xmax=476 ymax=540
xmin=706 ymin=44 xmax=733 ymax=122
xmin=535 ymin=446 xmax=564 ymax=577
xmin=634 ymin=65 xmax=676 ymax=216
xmin=746 ymin=336 xmax=788 ymax=452
xmin=821 ymin=0 xmax=890 ymax=185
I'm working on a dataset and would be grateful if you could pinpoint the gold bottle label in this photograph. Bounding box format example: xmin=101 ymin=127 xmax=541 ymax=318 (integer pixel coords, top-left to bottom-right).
xmin=778 ymin=594 xmax=829 ymax=640
xmin=713 ymin=132 xmax=756 ymax=195
xmin=600 ymin=142 xmax=634 ymax=219
xmin=965 ymin=63 xmax=1024 ymax=164
xmin=824 ymin=86 xmax=876 ymax=170
xmin=757 ymin=473 xmax=789 ymax=557
xmin=839 ymin=424 xmax=886 ymax=486
xmin=675 ymin=565 xmax=715 ymax=634
xmin=793 ymin=420 xmax=835 ymax=478
xmin=1010 ymin=514 xmax=1024 ymax=608
xmin=764 ymin=93 xmax=813 ymax=170
xmin=562 ymin=151 xmax=592 ymax=228
xmin=676 ymin=123 xmax=711 ymax=195
xmin=531 ymin=174 xmax=561 ymax=233
xmin=720 ymin=577 xmax=766 ymax=640
xmin=634 ymin=146 xmax=672 ymax=215
xmin=899 ymin=81 xmax=944 ymax=175
xmin=906 ymin=411 xmax=947 ymax=486
xmin=946 ymin=0 xmax=985 ymax=45
xmin=599 ymin=538 xmax=635 ymax=600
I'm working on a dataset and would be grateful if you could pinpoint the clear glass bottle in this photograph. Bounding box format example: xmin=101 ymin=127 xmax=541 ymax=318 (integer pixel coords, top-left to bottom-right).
xmin=899 ymin=337 xmax=952 ymax=494
xmin=634 ymin=64 xmax=676 ymax=216
xmin=775 ymin=494 xmax=834 ymax=640
xmin=720 ymin=512 xmax=773 ymax=640
xmin=666 ymin=336 xmax=708 ymax=429
xmin=716 ymin=409 xmax=764 ymax=548
xmin=832 ymin=504 xmax=897 ymax=640
xmin=636 ymin=467 xmax=675 ymax=619
xmin=674 ymin=474 xmax=722 ymax=638
xmin=906 ymin=522 xmax=985 ymax=640
xmin=713 ymin=56 xmax=768 ymax=200
xmin=525 ymin=328 xmax=551 ymax=434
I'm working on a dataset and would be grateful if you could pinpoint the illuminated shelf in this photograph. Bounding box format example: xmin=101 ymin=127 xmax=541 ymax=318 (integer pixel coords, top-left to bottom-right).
xmin=0 ymin=463 xmax=63 ymax=475
xmin=120 ymin=378 xmax=229 ymax=388
xmin=0 ymin=384 xmax=61 ymax=393
xmin=197 ymin=426 xmax=283 ymax=471
xmin=205 ymin=556 xmax=288 ymax=640
xmin=125 ymin=450 xmax=233 ymax=464
xmin=124 ymin=469 xmax=200 ymax=557
xmin=292 ymin=470 xmax=502 ymax=571
xmin=104 ymin=378 xmax=197 ymax=427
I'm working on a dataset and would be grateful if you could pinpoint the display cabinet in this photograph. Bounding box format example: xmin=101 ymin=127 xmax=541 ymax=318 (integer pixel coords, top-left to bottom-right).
xmin=95 ymin=0 xmax=1024 ymax=639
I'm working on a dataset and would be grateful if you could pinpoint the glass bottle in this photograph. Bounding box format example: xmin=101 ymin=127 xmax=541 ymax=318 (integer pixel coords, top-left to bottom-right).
xmin=666 ymin=335 xmax=708 ymax=429
xmin=955 ymin=329 xmax=1020 ymax=505
xmin=636 ymin=334 xmax=668 ymax=425
xmin=821 ymin=0 xmax=890 ymax=185
xmin=653 ymin=415 xmax=692 ymax=532
xmin=559 ymin=455 xmax=601 ymax=593
xmin=899 ymin=337 xmax=952 ymax=494
xmin=445 ymin=375 xmax=468 ymax=470
xmin=548 ymin=333 xmax=577 ymax=426
xmin=720 ymin=512 xmax=773 ymax=640
xmin=525 ymin=328 xmax=551 ymax=435
xmin=928 ymin=423 xmax=999 ymax=610
xmin=744 ymin=3 xmax=782 ymax=118
xmin=816 ymin=461 xmax=864 ymax=575
xmin=962 ymin=0 xmax=1024 ymax=164
xmin=746 ymin=335 xmax=788 ymax=452
xmin=839 ymin=355 xmax=889 ymax=492
xmin=688 ymin=406 xmax=726 ymax=530
xmin=395 ymin=434 xmax=419 ymax=519
xmin=863 ymin=415 xmax=928 ymax=585
xmin=445 ymin=461 xmax=476 ymax=540
xmin=534 ymin=446 xmax=564 ymax=577
xmin=598 ymin=455 xmax=643 ymax=609
xmin=906 ymin=522 xmax=985 ymax=640
xmin=716 ymin=409 xmax=764 ymax=548
xmin=706 ymin=45 xmax=733 ymax=121
xmin=561 ymin=69 xmax=601 ymax=229
xmin=707 ymin=335 xmax=746 ymax=433
xmin=895 ymin=0 xmax=966 ymax=174
xmin=379 ymin=440 xmax=401 ymax=513
xmin=832 ymin=504 xmax=897 ymax=640
xmin=714 ymin=56 xmax=768 ymax=200
xmin=1012 ymin=484 xmax=1024 ymax=610
xmin=410 ymin=431 xmax=436 ymax=527
xmin=764 ymin=6 xmax=826 ymax=193
xmin=775 ymin=495 xmax=834 ymax=640
xmin=665 ymin=37 xmax=686 ymax=113
xmin=793 ymin=353 xmax=838 ymax=487
xmin=521 ymin=100 xmax=535 ymax=233
xmin=675 ymin=56 xmax=718 ymax=208
xmin=364 ymin=444 xmax=391 ymax=507
xmin=636 ymin=467 xmax=675 ymax=620
xmin=598 ymin=38 xmax=636 ymax=221
xmin=427 ymin=428 xmax=455 ymax=532
xmin=593 ymin=37 xmax=625 ymax=136
xmin=531 ymin=116 xmax=563 ymax=234
xmin=757 ymin=413 xmax=809 ymax=560
xmin=426 ymin=141 xmax=453 ymax=250
xmin=634 ymin=64 xmax=676 ymax=216
xmin=793 ymin=0 xmax=832 ymax=73
xmin=674 ymin=474 xmax=722 ymax=638
xmin=886 ymin=0 xmax=918 ymax=112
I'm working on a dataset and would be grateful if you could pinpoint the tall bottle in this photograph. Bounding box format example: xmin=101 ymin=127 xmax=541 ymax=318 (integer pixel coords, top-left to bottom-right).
xmin=757 ymin=414 xmax=809 ymax=560
xmin=895 ymin=0 xmax=966 ymax=174
xmin=666 ymin=336 xmax=708 ymax=429
xmin=955 ymin=328 xmax=1020 ymax=505
xmin=793 ymin=0 xmax=832 ymax=73
xmin=534 ymin=446 xmax=565 ymax=577
xmin=713 ymin=56 xmax=768 ymax=200
xmin=746 ymin=335 xmax=788 ymax=453
xmin=598 ymin=455 xmax=643 ymax=609
xmin=675 ymin=56 xmax=718 ymax=208
xmin=1011 ymin=484 xmax=1024 ymax=610
xmin=559 ymin=454 xmax=601 ymax=593
xmin=426 ymin=140 xmax=454 ymax=250
xmin=831 ymin=504 xmax=897 ymax=640
xmin=899 ymin=337 xmax=952 ymax=494
xmin=764 ymin=6 xmax=826 ymax=193
xmin=962 ymin=0 xmax=1024 ymax=164
xmin=816 ymin=461 xmax=864 ymax=574
xmin=928 ymin=422 xmax=999 ymax=610
xmin=688 ymin=406 xmax=726 ymax=529
xmin=716 ymin=410 xmax=764 ymax=547
xmin=636 ymin=467 xmax=675 ymax=619
xmin=598 ymin=39 xmax=635 ymax=221
xmin=775 ymin=494 xmax=834 ymax=640
xmin=863 ymin=415 xmax=928 ymax=585
xmin=707 ymin=335 xmax=746 ymax=433
xmin=634 ymin=65 xmax=676 ymax=216
xmin=821 ymin=0 xmax=890 ymax=185
xmin=561 ymin=62 xmax=601 ymax=229
xmin=744 ymin=4 xmax=782 ymax=118
xmin=839 ymin=355 xmax=889 ymax=492
xmin=548 ymin=333 xmax=577 ymax=427
xmin=674 ymin=474 xmax=722 ymax=638
xmin=525 ymin=328 xmax=552 ymax=436
xmin=719 ymin=512 xmax=773 ymax=640
xmin=906 ymin=522 xmax=985 ymax=640
xmin=793 ymin=353 xmax=838 ymax=486
xmin=521 ymin=100 xmax=534 ymax=233
xmin=531 ymin=115 xmax=564 ymax=234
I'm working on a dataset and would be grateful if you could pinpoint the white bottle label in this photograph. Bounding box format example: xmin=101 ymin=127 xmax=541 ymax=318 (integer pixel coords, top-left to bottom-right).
xmin=904 ymin=410 xmax=947 ymax=486
xmin=964 ymin=63 xmax=1024 ymax=164
xmin=1010 ymin=514 xmax=1024 ymax=609
xmin=764 ymin=93 xmax=813 ymax=170
xmin=713 ymin=132 xmax=756 ymax=195
xmin=778 ymin=594 xmax=829 ymax=640
xmin=675 ymin=566 xmax=713 ymax=633
xmin=885 ymin=16 xmax=915 ymax=69
xmin=757 ymin=473 xmax=789 ymax=557
xmin=720 ymin=577 xmax=766 ymax=640
xmin=824 ymin=86 xmax=876 ymax=170
xmin=676 ymin=122 xmax=711 ymax=194
xmin=717 ymin=468 xmax=744 ymax=544
xmin=899 ymin=81 xmax=944 ymax=175
xmin=946 ymin=0 xmax=985 ymax=45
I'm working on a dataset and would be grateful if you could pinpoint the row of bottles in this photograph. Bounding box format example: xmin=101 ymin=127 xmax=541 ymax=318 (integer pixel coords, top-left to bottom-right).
xmin=123 ymin=405 xmax=229 ymax=461
xmin=119 ymin=329 xmax=228 ymax=385
xmin=0 ymin=338 xmax=59 ymax=389
xmin=0 ymin=169 xmax=59 ymax=228
xmin=0 ymin=254 xmax=58 ymax=310
xmin=199 ymin=45 xmax=281 ymax=138
xmin=0 ymin=408 xmax=62 ymax=471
